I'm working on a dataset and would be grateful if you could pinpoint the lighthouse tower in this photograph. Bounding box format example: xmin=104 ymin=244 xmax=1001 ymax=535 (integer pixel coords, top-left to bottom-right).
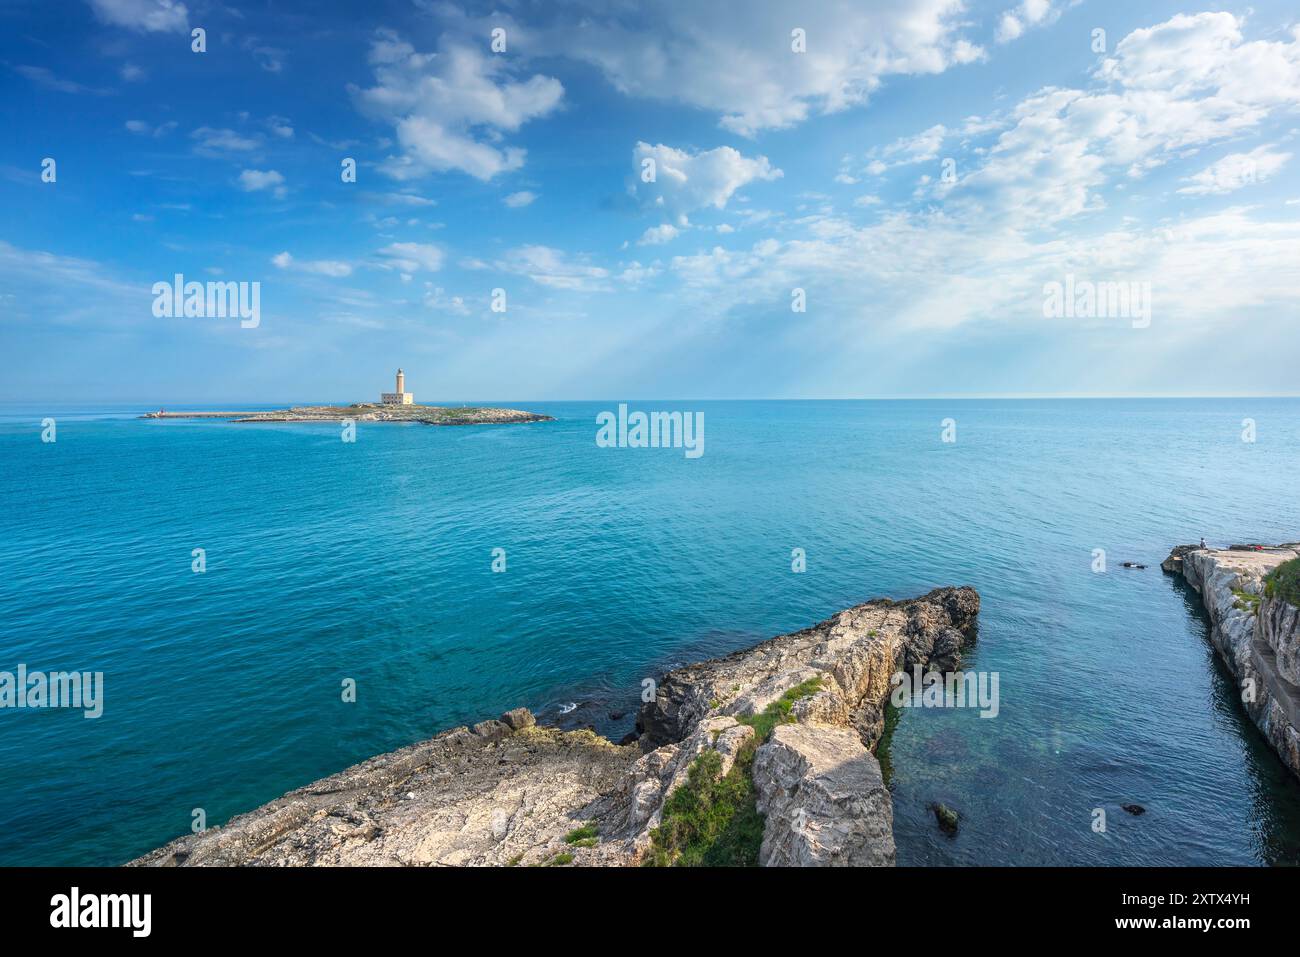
xmin=381 ymin=368 xmax=414 ymax=405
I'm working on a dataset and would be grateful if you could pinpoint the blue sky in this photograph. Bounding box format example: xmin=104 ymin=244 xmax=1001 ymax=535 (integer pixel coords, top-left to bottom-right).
xmin=2 ymin=0 xmax=1298 ymax=402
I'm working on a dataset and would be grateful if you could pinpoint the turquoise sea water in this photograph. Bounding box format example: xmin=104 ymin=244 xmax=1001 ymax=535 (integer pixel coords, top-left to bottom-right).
xmin=2 ymin=399 xmax=1299 ymax=867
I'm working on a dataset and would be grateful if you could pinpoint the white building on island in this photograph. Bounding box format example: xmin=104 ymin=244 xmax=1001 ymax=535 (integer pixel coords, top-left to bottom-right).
xmin=381 ymin=368 xmax=414 ymax=405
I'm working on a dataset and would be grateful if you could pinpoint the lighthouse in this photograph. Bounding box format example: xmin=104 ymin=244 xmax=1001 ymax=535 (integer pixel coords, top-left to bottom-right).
xmin=381 ymin=368 xmax=414 ymax=405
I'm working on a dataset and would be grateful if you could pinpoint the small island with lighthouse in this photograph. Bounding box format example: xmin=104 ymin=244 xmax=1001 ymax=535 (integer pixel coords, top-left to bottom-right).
xmin=141 ymin=369 xmax=554 ymax=426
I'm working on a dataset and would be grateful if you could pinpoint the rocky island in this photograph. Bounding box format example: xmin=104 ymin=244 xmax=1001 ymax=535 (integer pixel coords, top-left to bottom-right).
xmin=1165 ymin=542 xmax=1300 ymax=780
xmin=140 ymin=369 xmax=554 ymax=426
xmin=132 ymin=586 xmax=979 ymax=867
xmin=141 ymin=404 xmax=553 ymax=426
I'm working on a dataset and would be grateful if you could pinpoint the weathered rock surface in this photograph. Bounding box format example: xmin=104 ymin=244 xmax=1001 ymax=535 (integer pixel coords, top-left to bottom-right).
xmin=1167 ymin=543 xmax=1300 ymax=780
xmin=132 ymin=713 xmax=633 ymax=867
xmin=134 ymin=586 xmax=980 ymax=867
xmin=637 ymin=586 xmax=980 ymax=751
xmin=753 ymin=723 xmax=895 ymax=866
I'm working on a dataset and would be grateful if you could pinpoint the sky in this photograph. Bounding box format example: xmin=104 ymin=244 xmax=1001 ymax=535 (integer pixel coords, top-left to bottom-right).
xmin=1 ymin=0 xmax=1298 ymax=403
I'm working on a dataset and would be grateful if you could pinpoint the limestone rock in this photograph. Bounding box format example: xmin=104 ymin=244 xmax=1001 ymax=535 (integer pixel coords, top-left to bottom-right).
xmin=753 ymin=723 xmax=895 ymax=866
xmin=500 ymin=708 xmax=536 ymax=731
xmin=133 ymin=586 xmax=981 ymax=867
xmin=1173 ymin=544 xmax=1300 ymax=781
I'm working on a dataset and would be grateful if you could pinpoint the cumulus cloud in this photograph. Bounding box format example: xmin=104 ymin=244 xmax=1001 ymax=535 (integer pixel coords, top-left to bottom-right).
xmin=493 ymin=0 xmax=984 ymax=136
xmin=940 ymin=12 xmax=1300 ymax=225
xmin=638 ymin=224 xmax=679 ymax=245
xmin=631 ymin=142 xmax=782 ymax=224
xmin=238 ymin=169 xmax=286 ymax=198
xmin=1179 ymin=147 xmax=1292 ymax=196
xmin=191 ymin=127 xmax=260 ymax=155
xmin=265 ymin=116 xmax=294 ymax=139
xmin=503 ymin=191 xmax=537 ymax=208
xmin=658 ymin=14 xmax=1300 ymax=338
xmin=270 ymin=252 xmax=352 ymax=277
xmin=995 ymin=0 xmax=1057 ymax=44
xmin=87 ymin=0 xmax=188 ymax=34
xmin=378 ymin=242 xmax=444 ymax=273
xmin=498 ymin=245 xmax=610 ymax=291
xmin=350 ymin=30 xmax=563 ymax=181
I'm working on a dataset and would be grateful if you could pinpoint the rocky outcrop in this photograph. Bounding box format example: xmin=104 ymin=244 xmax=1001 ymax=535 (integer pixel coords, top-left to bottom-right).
xmin=637 ymin=587 xmax=980 ymax=750
xmin=753 ymin=724 xmax=895 ymax=866
xmin=132 ymin=718 xmax=635 ymax=867
xmin=1167 ymin=544 xmax=1300 ymax=780
xmin=133 ymin=586 xmax=979 ymax=867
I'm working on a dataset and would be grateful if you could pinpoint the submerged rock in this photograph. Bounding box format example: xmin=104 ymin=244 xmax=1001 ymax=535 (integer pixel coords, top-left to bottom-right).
xmin=1121 ymin=804 xmax=1145 ymax=816
xmin=930 ymin=802 xmax=960 ymax=833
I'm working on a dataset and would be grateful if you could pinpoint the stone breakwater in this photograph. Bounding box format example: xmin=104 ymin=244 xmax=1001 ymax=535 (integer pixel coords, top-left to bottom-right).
xmin=132 ymin=586 xmax=979 ymax=867
xmin=1165 ymin=543 xmax=1300 ymax=780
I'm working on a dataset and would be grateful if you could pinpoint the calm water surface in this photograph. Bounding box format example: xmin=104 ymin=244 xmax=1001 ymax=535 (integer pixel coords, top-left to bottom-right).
xmin=1 ymin=399 xmax=1298 ymax=866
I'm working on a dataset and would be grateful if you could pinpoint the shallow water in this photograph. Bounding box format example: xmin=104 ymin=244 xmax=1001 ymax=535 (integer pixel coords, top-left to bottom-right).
xmin=1 ymin=398 xmax=1298 ymax=865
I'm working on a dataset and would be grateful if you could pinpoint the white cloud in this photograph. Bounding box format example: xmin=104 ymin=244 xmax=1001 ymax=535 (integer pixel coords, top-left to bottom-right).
xmin=365 ymin=191 xmax=437 ymax=208
xmin=271 ymin=251 xmax=352 ymax=277
xmin=378 ymin=242 xmax=444 ymax=273
xmin=191 ymin=127 xmax=260 ymax=155
xmin=238 ymin=169 xmax=286 ymax=198
xmin=500 ymin=0 xmax=984 ymax=136
xmin=1179 ymin=146 xmax=1292 ymax=195
xmin=351 ymin=30 xmax=563 ymax=181
xmin=631 ymin=142 xmax=782 ymax=223
xmin=120 ymin=63 xmax=145 ymax=82
xmin=855 ymin=124 xmax=948 ymax=177
xmin=88 ymin=0 xmax=188 ymax=34
xmin=13 ymin=65 xmax=107 ymax=95
xmin=265 ymin=116 xmax=294 ymax=139
xmin=638 ymin=224 xmax=679 ymax=245
xmin=423 ymin=284 xmax=469 ymax=314
xmin=655 ymin=14 xmax=1300 ymax=340
xmin=498 ymin=245 xmax=610 ymax=291
xmin=942 ymin=13 xmax=1300 ymax=225
xmin=995 ymin=1 xmax=1057 ymax=44
xmin=503 ymin=191 xmax=537 ymax=208
xmin=124 ymin=119 xmax=176 ymax=137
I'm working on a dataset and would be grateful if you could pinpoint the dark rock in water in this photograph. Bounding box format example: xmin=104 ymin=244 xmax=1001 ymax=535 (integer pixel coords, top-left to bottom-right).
xmin=1162 ymin=544 xmax=1198 ymax=574
xmin=617 ymin=731 xmax=638 ymax=746
xmin=1121 ymin=562 xmax=1147 ymax=569
xmin=930 ymin=802 xmax=960 ymax=833
xmin=608 ymin=710 xmax=627 ymax=721
xmin=1122 ymin=803 xmax=1146 ymax=816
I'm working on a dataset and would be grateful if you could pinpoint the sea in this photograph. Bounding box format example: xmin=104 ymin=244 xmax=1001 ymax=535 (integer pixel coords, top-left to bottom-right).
xmin=2 ymin=398 xmax=1298 ymax=866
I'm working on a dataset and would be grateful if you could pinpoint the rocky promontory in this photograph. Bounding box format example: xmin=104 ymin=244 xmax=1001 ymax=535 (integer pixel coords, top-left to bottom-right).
xmin=1166 ymin=543 xmax=1300 ymax=779
xmin=132 ymin=586 xmax=979 ymax=867
xmin=141 ymin=404 xmax=553 ymax=426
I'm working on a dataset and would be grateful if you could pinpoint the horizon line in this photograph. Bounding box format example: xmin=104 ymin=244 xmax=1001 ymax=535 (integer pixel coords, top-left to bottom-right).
xmin=4 ymin=394 xmax=1300 ymax=405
